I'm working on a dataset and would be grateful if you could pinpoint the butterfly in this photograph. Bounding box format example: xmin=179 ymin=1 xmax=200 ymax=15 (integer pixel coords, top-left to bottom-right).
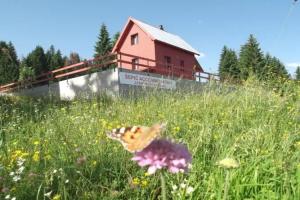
xmin=106 ymin=123 xmax=166 ymax=153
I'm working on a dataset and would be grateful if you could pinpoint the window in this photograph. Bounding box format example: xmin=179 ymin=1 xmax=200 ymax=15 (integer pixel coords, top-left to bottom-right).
xmin=132 ymin=58 xmax=139 ymax=70
xmin=131 ymin=34 xmax=139 ymax=45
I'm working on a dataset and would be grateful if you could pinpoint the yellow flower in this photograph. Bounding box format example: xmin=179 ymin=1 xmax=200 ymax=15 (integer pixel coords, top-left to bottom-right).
xmin=52 ymin=194 xmax=61 ymax=200
xmin=33 ymin=141 xmax=40 ymax=145
xmin=141 ymin=180 xmax=148 ymax=187
xmin=32 ymin=151 xmax=40 ymax=162
xmin=217 ymin=158 xmax=239 ymax=169
xmin=92 ymin=160 xmax=97 ymax=166
xmin=132 ymin=177 xmax=140 ymax=185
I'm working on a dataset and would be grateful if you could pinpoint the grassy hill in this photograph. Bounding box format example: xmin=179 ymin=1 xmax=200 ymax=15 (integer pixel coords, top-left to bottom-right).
xmin=0 ymin=81 xmax=299 ymax=200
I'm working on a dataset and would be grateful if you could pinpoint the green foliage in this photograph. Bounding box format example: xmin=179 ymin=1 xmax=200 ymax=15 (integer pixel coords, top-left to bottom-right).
xmin=238 ymin=34 xmax=264 ymax=80
xmin=25 ymin=46 xmax=48 ymax=76
xmin=111 ymin=31 xmax=120 ymax=48
xmin=18 ymin=60 xmax=35 ymax=81
xmin=262 ymin=53 xmax=289 ymax=80
xmin=296 ymin=66 xmax=300 ymax=80
xmin=46 ymin=45 xmax=64 ymax=70
xmin=0 ymin=41 xmax=19 ymax=84
xmin=0 ymin=82 xmax=299 ymax=199
xmin=219 ymin=46 xmax=239 ymax=81
xmin=94 ymin=23 xmax=112 ymax=58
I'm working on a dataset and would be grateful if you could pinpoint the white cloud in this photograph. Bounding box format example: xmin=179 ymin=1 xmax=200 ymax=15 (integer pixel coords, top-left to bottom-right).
xmin=285 ymin=62 xmax=300 ymax=68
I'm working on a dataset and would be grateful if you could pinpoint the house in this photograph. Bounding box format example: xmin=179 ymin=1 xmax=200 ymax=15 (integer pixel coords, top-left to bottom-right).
xmin=112 ymin=17 xmax=204 ymax=80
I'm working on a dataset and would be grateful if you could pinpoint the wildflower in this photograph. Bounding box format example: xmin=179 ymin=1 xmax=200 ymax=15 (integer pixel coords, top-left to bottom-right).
xmin=52 ymin=194 xmax=61 ymax=200
xmin=53 ymin=169 xmax=57 ymax=174
xmin=186 ymin=186 xmax=194 ymax=194
xmin=132 ymin=177 xmax=140 ymax=185
xmin=12 ymin=175 xmax=21 ymax=182
xmin=11 ymin=197 xmax=16 ymax=200
xmin=172 ymin=185 xmax=178 ymax=191
xmin=217 ymin=158 xmax=239 ymax=169
xmin=32 ymin=151 xmax=40 ymax=162
xmin=180 ymin=183 xmax=186 ymax=189
xmin=16 ymin=158 xmax=25 ymax=166
xmin=141 ymin=180 xmax=148 ymax=187
xmin=65 ymin=179 xmax=69 ymax=184
xmin=5 ymin=194 xmax=10 ymax=199
xmin=44 ymin=191 xmax=52 ymax=197
xmin=33 ymin=141 xmax=39 ymax=145
xmin=132 ymin=139 xmax=192 ymax=175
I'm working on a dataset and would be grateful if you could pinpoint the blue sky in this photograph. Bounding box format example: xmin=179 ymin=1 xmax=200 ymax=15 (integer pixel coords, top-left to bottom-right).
xmin=0 ymin=0 xmax=299 ymax=75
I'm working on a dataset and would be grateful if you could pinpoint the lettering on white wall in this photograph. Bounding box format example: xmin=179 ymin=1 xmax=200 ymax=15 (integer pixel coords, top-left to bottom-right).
xmin=119 ymin=72 xmax=176 ymax=89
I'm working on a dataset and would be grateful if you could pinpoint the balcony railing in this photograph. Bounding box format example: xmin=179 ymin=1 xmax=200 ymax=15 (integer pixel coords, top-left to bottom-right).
xmin=0 ymin=52 xmax=219 ymax=93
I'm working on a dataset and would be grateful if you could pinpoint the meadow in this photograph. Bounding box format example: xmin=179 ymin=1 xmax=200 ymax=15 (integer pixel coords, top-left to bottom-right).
xmin=0 ymin=80 xmax=299 ymax=200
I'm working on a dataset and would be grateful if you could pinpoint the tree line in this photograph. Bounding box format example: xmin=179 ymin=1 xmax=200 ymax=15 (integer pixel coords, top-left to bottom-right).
xmin=0 ymin=23 xmax=119 ymax=85
xmin=218 ymin=34 xmax=300 ymax=82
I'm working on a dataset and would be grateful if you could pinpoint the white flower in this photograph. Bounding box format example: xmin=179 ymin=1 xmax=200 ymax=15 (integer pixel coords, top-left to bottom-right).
xmin=11 ymin=197 xmax=16 ymax=200
xmin=53 ymin=169 xmax=57 ymax=174
xmin=5 ymin=194 xmax=10 ymax=199
xmin=13 ymin=175 xmax=21 ymax=182
xmin=65 ymin=179 xmax=69 ymax=184
xmin=9 ymin=172 xmax=15 ymax=176
xmin=180 ymin=183 xmax=186 ymax=189
xmin=17 ymin=158 xmax=25 ymax=166
xmin=172 ymin=185 xmax=178 ymax=191
xmin=17 ymin=166 xmax=25 ymax=174
xmin=186 ymin=186 xmax=194 ymax=194
xmin=44 ymin=191 xmax=52 ymax=197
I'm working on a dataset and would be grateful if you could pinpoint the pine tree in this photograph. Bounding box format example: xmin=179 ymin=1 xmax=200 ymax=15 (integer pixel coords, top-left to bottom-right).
xmin=46 ymin=45 xmax=64 ymax=70
xmin=25 ymin=46 xmax=48 ymax=76
xmin=94 ymin=23 xmax=112 ymax=58
xmin=262 ymin=53 xmax=289 ymax=80
xmin=0 ymin=41 xmax=19 ymax=84
xmin=219 ymin=46 xmax=239 ymax=81
xmin=111 ymin=32 xmax=120 ymax=48
xmin=238 ymin=34 xmax=264 ymax=80
xmin=295 ymin=66 xmax=300 ymax=80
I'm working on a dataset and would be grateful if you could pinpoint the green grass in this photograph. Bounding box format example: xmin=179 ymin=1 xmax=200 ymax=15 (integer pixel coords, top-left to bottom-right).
xmin=0 ymin=81 xmax=299 ymax=200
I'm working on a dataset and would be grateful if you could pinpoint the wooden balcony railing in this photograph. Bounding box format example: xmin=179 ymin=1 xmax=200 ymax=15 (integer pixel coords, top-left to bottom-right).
xmin=0 ymin=52 xmax=219 ymax=93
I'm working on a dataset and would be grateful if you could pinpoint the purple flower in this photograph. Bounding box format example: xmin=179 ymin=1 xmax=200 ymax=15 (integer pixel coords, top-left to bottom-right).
xmin=131 ymin=139 xmax=192 ymax=175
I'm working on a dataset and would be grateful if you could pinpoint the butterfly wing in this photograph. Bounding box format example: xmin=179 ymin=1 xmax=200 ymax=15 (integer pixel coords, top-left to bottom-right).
xmin=107 ymin=123 xmax=166 ymax=153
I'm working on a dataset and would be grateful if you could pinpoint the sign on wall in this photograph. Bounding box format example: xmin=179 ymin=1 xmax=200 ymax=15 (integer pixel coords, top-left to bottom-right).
xmin=119 ymin=72 xmax=176 ymax=89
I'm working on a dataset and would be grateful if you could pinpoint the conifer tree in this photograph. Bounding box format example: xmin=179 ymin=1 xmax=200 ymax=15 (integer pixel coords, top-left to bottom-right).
xmin=26 ymin=46 xmax=48 ymax=76
xmin=295 ymin=66 xmax=300 ymax=80
xmin=219 ymin=46 xmax=239 ymax=81
xmin=111 ymin=32 xmax=120 ymax=48
xmin=19 ymin=59 xmax=35 ymax=81
xmin=64 ymin=52 xmax=80 ymax=66
xmin=262 ymin=53 xmax=288 ymax=80
xmin=238 ymin=34 xmax=264 ymax=80
xmin=46 ymin=45 xmax=64 ymax=70
xmin=94 ymin=23 xmax=112 ymax=58
xmin=0 ymin=41 xmax=19 ymax=84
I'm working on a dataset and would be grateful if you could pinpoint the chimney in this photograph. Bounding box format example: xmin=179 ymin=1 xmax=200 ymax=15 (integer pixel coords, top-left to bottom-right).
xmin=159 ymin=25 xmax=164 ymax=31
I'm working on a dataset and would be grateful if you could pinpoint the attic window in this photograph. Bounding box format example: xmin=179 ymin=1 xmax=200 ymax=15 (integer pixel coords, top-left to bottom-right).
xmin=131 ymin=34 xmax=138 ymax=45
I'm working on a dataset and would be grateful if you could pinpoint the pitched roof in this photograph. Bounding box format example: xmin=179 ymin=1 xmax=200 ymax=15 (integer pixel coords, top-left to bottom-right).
xmin=112 ymin=17 xmax=200 ymax=55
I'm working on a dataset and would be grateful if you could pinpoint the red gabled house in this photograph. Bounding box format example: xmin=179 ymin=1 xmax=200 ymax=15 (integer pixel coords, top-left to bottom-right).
xmin=112 ymin=17 xmax=204 ymax=80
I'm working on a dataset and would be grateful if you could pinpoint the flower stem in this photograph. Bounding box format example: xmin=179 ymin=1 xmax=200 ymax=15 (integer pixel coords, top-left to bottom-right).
xmin=160 ymin=172 xmax=167 ymax=200
xmin=223 ymin=170 xmax=230 ymax=200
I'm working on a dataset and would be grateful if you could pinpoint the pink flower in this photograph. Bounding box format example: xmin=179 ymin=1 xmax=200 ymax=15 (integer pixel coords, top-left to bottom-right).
xmin=131 ymin=139 xmax=192 ymax=175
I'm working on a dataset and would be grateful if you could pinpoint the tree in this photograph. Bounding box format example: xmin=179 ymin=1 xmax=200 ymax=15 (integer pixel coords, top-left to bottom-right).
xmin=296 ymin=66 xmax=300 ymax=80
xmin=19 ymin=59 xmax=35 ymax=81
xmin=262 ymin=53 xmax=289 ymax=80
xmin=238 ymin=34 xmax=264 ymax=80
xmin=46 ymin=45 xmax=64 ymax=70
xmin=219 ymin=46 xmax=239 ymax=81
xmin=111 ymin=31 xmax=120 ymax=48
xmin=64 ymin=52 xmax=80 ymax=66
xmin=0 ymin=41 xmax=19 ymax=84
xmin=94 ymin=23 xmax=112 ymax=58
xmin=26 ymin=46 xmax=48 ymax=76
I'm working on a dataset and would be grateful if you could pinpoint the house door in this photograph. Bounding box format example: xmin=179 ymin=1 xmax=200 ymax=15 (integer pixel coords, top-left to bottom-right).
xmin=164 ymin=56 xmax=172 ymax=75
